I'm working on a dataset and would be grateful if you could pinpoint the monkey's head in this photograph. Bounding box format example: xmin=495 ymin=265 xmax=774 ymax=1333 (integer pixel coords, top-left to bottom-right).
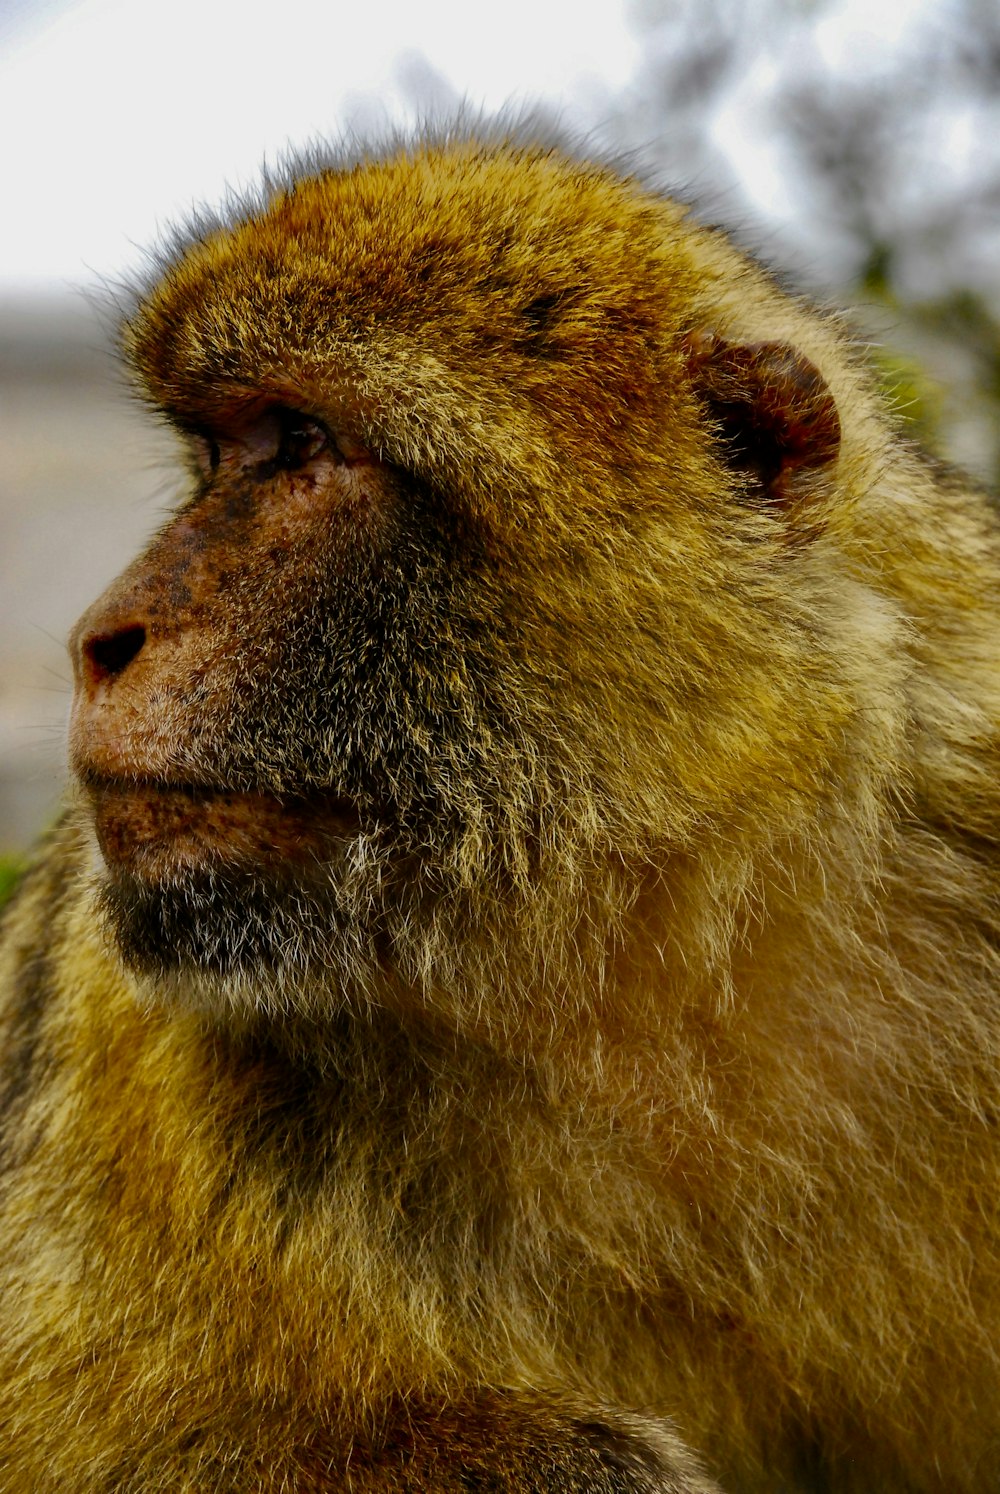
xmin=69 ymin=134 xmax=866 ymax=1044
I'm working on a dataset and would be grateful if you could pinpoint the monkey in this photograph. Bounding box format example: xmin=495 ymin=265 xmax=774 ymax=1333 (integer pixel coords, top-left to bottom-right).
xmin=1 ymin=125 xmax=1000 ymax=1493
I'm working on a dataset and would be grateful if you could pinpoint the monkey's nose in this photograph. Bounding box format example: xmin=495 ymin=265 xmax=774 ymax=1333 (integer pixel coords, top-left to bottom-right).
xmin=70 ymin=606 xmax=148 ymax=697
xmin=68 ymin=605 xmax=185 ymax=783
xmin=81 ymin=625 xmax=147 ymax=685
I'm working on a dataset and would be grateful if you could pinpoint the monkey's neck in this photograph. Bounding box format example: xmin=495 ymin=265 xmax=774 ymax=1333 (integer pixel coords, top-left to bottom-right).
xmin=23 ymin=805 xmax=998 ymax=1430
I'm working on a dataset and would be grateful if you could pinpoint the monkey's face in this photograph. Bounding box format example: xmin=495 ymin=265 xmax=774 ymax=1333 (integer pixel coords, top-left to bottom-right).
xmin=69 ymin=390 xmax=542 ymax=1020
xmin=68 ymin=141 xmax=847 ymax=1033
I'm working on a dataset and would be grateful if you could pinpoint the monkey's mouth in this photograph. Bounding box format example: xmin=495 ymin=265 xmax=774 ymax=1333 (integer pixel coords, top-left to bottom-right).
xmin=83 ymin=778 xmax=361 ymax=879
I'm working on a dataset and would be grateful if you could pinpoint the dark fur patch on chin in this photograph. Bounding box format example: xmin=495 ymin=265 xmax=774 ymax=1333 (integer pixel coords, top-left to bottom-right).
xmin=95 ymin=864 xmax=362 ymax=982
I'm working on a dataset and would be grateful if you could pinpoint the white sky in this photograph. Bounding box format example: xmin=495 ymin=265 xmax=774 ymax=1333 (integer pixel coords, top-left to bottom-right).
xmin=0 ymin=0 xmax=934 ymax=292
xmin=0 ymin=0 xmax=636 ymax=290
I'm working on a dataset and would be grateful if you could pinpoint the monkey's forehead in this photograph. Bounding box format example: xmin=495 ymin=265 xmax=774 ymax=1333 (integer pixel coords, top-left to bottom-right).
xmin=121 ymin=135 xmax=801 ymax=501
xmin=126 ymin=142 xmax=712 ymax=406
xmin=136 ymin=135 xmax=694 ymax=312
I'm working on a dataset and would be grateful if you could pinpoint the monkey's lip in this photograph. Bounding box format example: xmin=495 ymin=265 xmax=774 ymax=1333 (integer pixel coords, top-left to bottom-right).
xmin=82 ymin=777 xmax=361 ymax=878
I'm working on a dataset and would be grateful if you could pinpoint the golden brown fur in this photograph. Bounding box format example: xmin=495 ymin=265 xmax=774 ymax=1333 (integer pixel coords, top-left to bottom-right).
xmin=2 ymin=129 xmax=1000 ymax=1490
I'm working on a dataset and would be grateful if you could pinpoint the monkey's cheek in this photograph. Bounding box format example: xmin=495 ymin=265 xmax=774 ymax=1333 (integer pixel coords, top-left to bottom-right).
xmin=87 ymin=783 xmax=358 ymax=881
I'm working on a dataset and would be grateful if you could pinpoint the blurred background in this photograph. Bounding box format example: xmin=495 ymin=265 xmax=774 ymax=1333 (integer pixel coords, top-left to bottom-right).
xmin=2 ymin=0 xmax=999 ymax=873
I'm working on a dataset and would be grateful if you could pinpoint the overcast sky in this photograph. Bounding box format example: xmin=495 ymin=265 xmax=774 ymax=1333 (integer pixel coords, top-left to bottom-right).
xmin=0 ymin=0 xmax=934 ymax=293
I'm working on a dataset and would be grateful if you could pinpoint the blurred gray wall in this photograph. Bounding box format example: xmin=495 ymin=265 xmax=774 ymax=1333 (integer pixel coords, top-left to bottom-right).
xmin=0 ymin=297 xmax=176 ymax=855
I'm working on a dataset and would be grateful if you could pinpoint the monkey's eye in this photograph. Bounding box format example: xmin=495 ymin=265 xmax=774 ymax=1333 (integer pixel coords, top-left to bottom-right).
xmin=274 ymin=410 xmax=336 ymax=471
xmin=191 ymin=432 xmax=221 ymax=478
xmin=188 ymin=406 xmax=355 ymax=484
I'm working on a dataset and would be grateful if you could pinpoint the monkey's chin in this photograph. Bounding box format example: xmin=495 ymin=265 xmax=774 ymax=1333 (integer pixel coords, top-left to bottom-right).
xmin=94 ymin=859 xmax=358 ymax=995
xmin=85 ymin=780 xmax=376 ymax=999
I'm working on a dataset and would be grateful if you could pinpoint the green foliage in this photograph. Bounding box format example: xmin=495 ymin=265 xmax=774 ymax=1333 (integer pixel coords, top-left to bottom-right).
xmin=870 ymin=345 xmax=945 ymax=452
xmin=0 ymin=859 xmax=23 ymax=910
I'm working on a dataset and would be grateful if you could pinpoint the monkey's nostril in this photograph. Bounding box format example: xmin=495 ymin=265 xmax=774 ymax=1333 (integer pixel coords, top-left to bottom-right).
xmin=84 ymin=624 xmax=147 ymax=682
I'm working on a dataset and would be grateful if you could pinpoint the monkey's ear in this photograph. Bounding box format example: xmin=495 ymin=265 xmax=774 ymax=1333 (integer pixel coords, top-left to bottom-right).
xmin=684 ymin=331 xmax=841 ymax=524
